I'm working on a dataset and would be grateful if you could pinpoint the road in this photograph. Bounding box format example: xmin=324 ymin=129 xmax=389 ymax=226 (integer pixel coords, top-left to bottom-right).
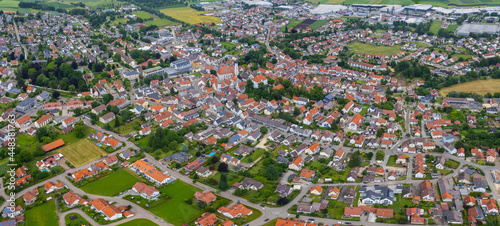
xmin=12 ymin=20 xmax=28 ymax=58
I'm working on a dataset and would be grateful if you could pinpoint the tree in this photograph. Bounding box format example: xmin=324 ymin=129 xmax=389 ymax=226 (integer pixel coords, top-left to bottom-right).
xmin=217 ymin=163 xmax=228 ymax=173
xmin=348 ymin=150 xmax=362 ymax=167
xmin=169 ymin=140 xmax=178 ymax=150
xmin=103 ymin=94 xmax=114 ymax=104
xmin=260 ymin=126 xmax=268 ymax=134
xmin=74 ymin=123 xmax=86 ymax=138
xmin=52 ymin=91 xmax=60 ymax=99
xmin=211 ymin=156 xmax=219 ymax=164
xmin=262 ymin=164 xmax=280 ymax=181
xmin=376 ymin=128 xmax=385 ymax=138
xmin=219 ymin=173 xmax=229 ymax=190
xmin=73 ymin=108 xmax=82 ymax=116
xmin=277 ymin=197 xmax=289 ymax=205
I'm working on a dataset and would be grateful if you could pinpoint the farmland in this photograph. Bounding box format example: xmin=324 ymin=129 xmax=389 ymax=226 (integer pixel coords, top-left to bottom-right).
xmin=439 ymin=79 xmax=500 ymax=96
xmin=57 ymin=139 xmax=107 ymax=167
xmin=149 ymin=180 xmax=203 ymax=226
xmin=281 ymin=18 xmax=302 ymax=31
xmin=295 ymin=19 xmax=317 ymax=30
xmin=347 ymin=42 xmax=403 ymax=55
xmin=159 ymin=7 xmax=220 ymax=24
xmin=309 ymin=20 xmax=329 ymax=30
xmin=80 ymin=169 xmax=143 ymax=196
xmin=25 ymin=200 xmax=59 ymax=226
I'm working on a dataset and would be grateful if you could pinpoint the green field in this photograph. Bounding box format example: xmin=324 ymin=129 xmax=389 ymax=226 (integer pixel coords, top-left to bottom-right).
xmin=309 ymin=20 xmax=329 ymax=30
xmin=348 ymin=42 xmax=403 ymax=55
xmin=144 ymin=18 xmax=178 ymax=26
xmin=114 ymin=118 xmax=143 ymax=136
xmin=65 ymin=213 xmax=91 ymax=226
xmin=429 ymin=21 xmax=441 ymax=34
xmin=80 ymin=169 xmax=143 ymax=196
xmin=149 ymin=180 xmax=203 ymax=226
xmin=117 ymin=219 xmax=158 ymax=226
xmin=134 ymin=11 xmax=155 ymax=19
xmin=159 ymin=7 xmax=220 ymax=24
xmin=440 ymin=79 xmax=500 ymax=96
xmin=25 ymin=200 xmax=59 ymax=226
xmin=57 ymin=139 xmax=107 ymax=167
xmin=281 ymin=18 xmax=302 ymax=32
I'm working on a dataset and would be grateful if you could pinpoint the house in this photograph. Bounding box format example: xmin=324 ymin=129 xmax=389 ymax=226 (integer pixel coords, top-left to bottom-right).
xmin=289 ymin=157 xmax=304 ymax=171
xmin=63 ymin=192 xmax=87 ymax=207
xmin=119 ymin=149 xmax=136 ymax=160
xmin=480 ymin=199 xmax=499 ymax=214
xmin=333 ymin=148 xmax=345 ymax=161
xmin=310 ymin=185 xmax=323 ymax=195
xmin=43 ymin=181 xmax=65 ymax=194
xmin=275 ymin=184 xmax=293 ymax=197
xmin=299 ymin=169 xmax=315 ymax=181
xmin=89 ymin=198 xmax=123 ymax=221
xmin=195 ymin=212 xmax=218 ymax=226
xmin=238 ymin=178 xmax=263 ymax=190
xmin=217 ymin=204 xmax=252 ymax=218
xmin=99 ymin=112 xmax=116 ymax=123
xmin=22 ymin=189 xmax=39 ymax=205
xmin=194 ymin=192 xmax=217 ymax=204
xmin=132 ymin=182 xmax=160 ymax=200
xmin=196 ymin=166 xmax=212 ymax=178
xmin=328 ymin=187 xmax=340 ymax=199
xmin=139 ymin=127 xmax=151 ymax=136
xmin=62 ymin=117 xmax=76 ymax=128
xmin=129 ymin=160 xmax=175 ymax=185
xmin=103 ymin=155 xmax=118 ymax=166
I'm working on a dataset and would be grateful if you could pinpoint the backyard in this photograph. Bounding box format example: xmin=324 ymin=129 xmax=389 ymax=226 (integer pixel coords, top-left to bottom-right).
xmin=65 ymin=213 xmax=91 ymax=226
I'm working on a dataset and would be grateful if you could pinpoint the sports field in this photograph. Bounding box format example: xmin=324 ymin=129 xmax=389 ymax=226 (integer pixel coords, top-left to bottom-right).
xmin=25 ymin=200 xmax=59 ymax=226
xmin=57 ymin=139 xmax=106 ymax=167
xmin=80 ymin=169 xmax=143 ymax=196
xmin=150 ymin=180 xmax=203 ymax=226
xmin=440 ymin=79 xmax=500 ymax=96
xmin=159 ymin=7 xmax=220 ymax=24
xmin=348 ymin=42 xmax=403 ymax=55
xmin=118 ymin=219 xmax=159 ymax=226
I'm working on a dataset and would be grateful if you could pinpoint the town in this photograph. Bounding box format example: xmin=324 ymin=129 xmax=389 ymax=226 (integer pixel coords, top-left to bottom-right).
xmin=0 ymin=0 xmax=500 ymax=226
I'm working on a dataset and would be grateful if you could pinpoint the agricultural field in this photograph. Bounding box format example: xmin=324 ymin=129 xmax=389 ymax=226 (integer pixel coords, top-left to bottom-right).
xmin=25 ymin=200 xmax=59 ymax=226
xmin=309 ymin=19 xmax=329 ymax=30
xmin=144 ymin=18 xmax=178 ymax=26
xmin=134 ymin=11 xmax=155 ymax=20
xmin=0 ymin=0 xmax=24 ymax=12
xmin=159 ymin=7 xmax=220 ymax=24
xmin=80 ymin=169 xmax=143 ymax=196
xmin=440 ymin=79 xmax=500 ymax=96
xmin=118 ymin=219 xmax=158 ymax=226
xmin=348 ymin=42 xmax=403 ymax=55
xmin=295 ymin=19 xmax=316 ymax=30
xmin=57 ymin=139 xmax=107 ymax=167
xmin=149 ymin=180 xmax=203 ymax=226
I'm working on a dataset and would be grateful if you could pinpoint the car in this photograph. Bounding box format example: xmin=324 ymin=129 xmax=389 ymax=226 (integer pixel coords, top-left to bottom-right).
xmin=308 ymin=219 xmax=314 ymax=222
xmin=264 ymin=219 xmax=269 ymax=222
xmin=345 ymin=223 xmax=351 ymax=225
xmin=338 ymin=222 xmax=343 ymax=224
xmin=260 ymin=204 xmax=265 ymax=207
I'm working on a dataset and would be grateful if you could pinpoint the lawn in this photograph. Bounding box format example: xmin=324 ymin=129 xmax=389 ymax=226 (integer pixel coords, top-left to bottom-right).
xmin=309 ymin=20 xmax=329 ymax=30
xmin=429 ymin=20 xmax=442 ymax=34
xmin=445 ymin=159 xmax=460 ymax=169
xmin=134 ymin=11 xmax=154 ymax=19
xmin=445 ymin=25 xmax=459 ymax=32
xmin=56 ymin=124 xmax=94 ymax=145
xmin=281 ymin=18 xmax=302 ymax=32
xmin=65 ymin=213 xmax=91 ymax=226
xmin=149 ymin=180 xmax=203 ymax=226
xmin=241 ymin=148 xmax=265 ymax=163
xmin=117 ymin=218 xmax=158 ymax=226
xmin=439 ymin=79 xmax=500 ymax=96
xmin=387 ymin=155 xmax=397 ymax=166
xmin=144 ymin=18 xmax=178 ymax=26
xmin=0 ymin=0 xmax=22 ymax=12
xmin=57 ymin=139 xmax=107 ymax=167
xmin=25 ymin=200 xmax=58 ymax=226
xmin=80 ymin=169 xmax=143 ymax=196
xmin=348 ymin=42 xmax=403 ymax=55
xmin=159 ymin=7 xmax=220 ymax=24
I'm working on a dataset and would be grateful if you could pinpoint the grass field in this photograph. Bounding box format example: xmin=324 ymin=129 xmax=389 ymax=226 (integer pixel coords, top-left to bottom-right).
xmin=429 ymin=21 xmax=442 ymax=34
xmin=117 ymin=218 xmax=158 ymax=226
xmin=65 ymin=213 xmax=91 ymax=226
xmin=281 ymin=18 xmax=302 ymax=32
xmin=134 ymin=11 xmax=154 ymax=19
xmin=309 ymin=19 xmax=329 ymax=30
xmin=159 ymin=7 xmax=220 ymax=24
xmin=439 ymin=79 xmax=500 ymax=96
xmin=80 ymin=169 xmax=143 ymax=196
xmin=348 ymin=42 xmax=403 ymax=55
xmin=25 ymin=200 xmax=58 ymax=226
xmin=150 ymin=180 xmax=203 ymax=226
xmin=57 ymin=139 xmax=107 ymax=167
xmin=144 ymin=18 xmax=178 ymax=26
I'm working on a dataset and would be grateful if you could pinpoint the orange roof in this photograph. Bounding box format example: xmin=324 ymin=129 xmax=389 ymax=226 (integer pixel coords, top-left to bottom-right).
xmin=299 ymin=169 xmax=315 ymax=178
xmin=41 ymin=139 xmax=65 ymax=152
xmin=130 ymin=160 xmax=170 ymax=184
xmin=217 ymin=204 xmax=252 ymax=218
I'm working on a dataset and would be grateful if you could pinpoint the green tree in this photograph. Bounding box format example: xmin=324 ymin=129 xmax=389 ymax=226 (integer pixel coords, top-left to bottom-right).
xmin=219 ymin=173 xmax=229 ymax=190
xmin=260 ymin=126 xmax=268 ymax=134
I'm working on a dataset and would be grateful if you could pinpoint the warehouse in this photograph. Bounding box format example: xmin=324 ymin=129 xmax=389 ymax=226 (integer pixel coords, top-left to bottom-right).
xmin=455 ymin=23 xmax=500 ymax=36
